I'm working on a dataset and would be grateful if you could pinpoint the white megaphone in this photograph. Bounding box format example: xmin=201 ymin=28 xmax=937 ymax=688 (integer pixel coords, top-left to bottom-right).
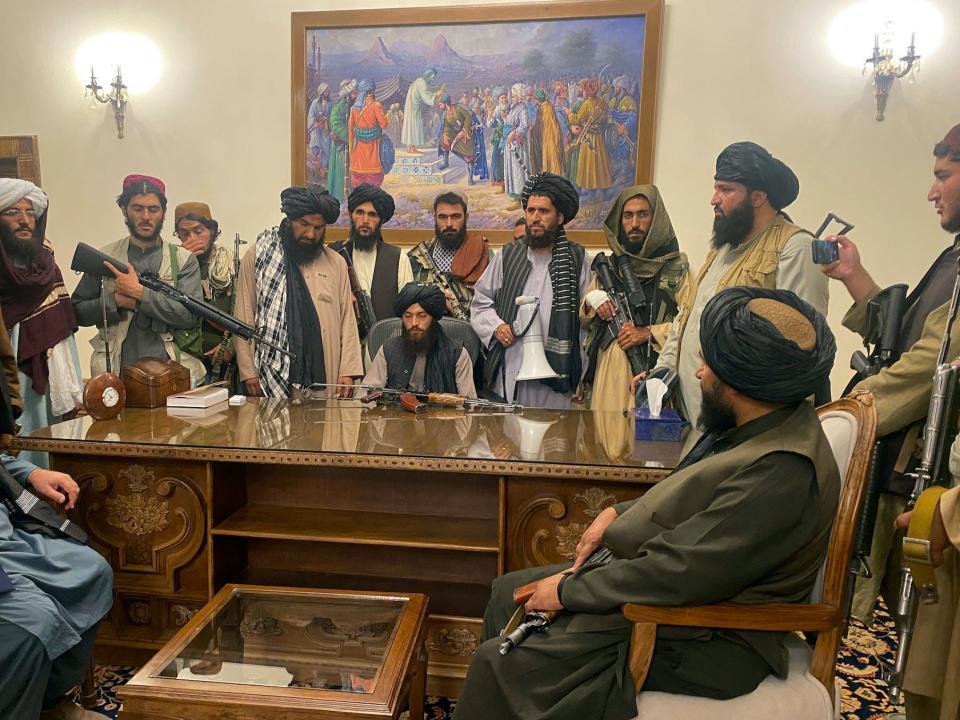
xmin=513 ymin=296 xmax=559 ymax=382
xmin=504 ymin=413 xmax=557 ymax=460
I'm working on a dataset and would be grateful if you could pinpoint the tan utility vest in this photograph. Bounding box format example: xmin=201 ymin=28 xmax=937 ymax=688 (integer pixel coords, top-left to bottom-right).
xmin=674 ymin=214 xmax=805 ymax=342
xmin=88 ymin=237 xmax=205 ymax=385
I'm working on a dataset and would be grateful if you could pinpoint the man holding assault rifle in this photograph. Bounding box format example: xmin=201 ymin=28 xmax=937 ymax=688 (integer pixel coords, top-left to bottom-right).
xmin=820 ymin=122 xmax=960 ymax=720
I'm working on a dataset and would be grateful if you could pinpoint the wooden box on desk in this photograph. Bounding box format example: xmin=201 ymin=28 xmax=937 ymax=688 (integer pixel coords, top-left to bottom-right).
xmin=122 ymin=357 xmax=190 ymax=408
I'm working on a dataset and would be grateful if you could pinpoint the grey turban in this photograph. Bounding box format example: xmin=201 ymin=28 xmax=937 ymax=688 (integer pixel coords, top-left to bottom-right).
xmin=394 ymin=283 xmax=446 ymax=320
xmin=280 ymin=184 xmax=340 ymax=222
xmin=520 ymin=172 xmax=580 ymax=224
xmin=699 ymin=287 xmax=835 ymax=404
xmin=714 ymin=141 xmax=799 ymax=210
xmin=348 ymin=183 xmax=396 ymax=224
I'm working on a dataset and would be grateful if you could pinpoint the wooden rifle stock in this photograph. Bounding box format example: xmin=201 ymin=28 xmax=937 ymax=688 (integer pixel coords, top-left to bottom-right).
xmin=399 ymin=393 xmax=426 ymax=413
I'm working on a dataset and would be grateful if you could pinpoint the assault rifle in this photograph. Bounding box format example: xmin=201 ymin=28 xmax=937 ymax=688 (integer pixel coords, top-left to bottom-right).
xmin=335 ymin=246 xmax=377 ymax=340
xmin=71 ymin=242 xmax=294 ymax=359
xmin=846 ymin=284 xmax=909 ymax=593
xmin=591 ymin=252 xmax=649 ymax=378
xmin=407 ymin=242 xmax=472 ymax=320
xmin=886 ymin=258 xmax=960 ymax=702
xmin=304 ymin=383 xmax=522 ymax=413
xmin=361 ymin=388 xmax=522 ymax=414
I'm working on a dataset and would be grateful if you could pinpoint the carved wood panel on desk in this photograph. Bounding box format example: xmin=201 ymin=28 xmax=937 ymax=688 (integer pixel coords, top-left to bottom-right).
xmin=505 ymin=479 xmax=648 ymax=571
xmin=52 ymin=455 xmax=210 ymax=647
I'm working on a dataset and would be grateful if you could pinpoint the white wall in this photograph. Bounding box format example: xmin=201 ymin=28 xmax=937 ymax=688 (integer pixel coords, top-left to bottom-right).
xmin=3 ymin=0 xmax=959 ymax=393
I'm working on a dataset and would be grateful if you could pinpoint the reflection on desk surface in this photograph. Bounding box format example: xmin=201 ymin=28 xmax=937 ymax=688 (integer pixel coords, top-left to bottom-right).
xmin=20 ymin=398 xmax=684 ymax=469
xmin=156 ymin=591 xmax=404 ymax=694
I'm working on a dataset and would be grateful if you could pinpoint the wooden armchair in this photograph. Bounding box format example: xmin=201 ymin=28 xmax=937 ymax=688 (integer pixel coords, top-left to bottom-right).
xmin=624 ymin=394 xmax=877 ymax=720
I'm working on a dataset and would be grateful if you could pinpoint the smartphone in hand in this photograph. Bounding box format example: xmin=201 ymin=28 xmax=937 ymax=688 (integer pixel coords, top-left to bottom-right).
xmin=811 ymin=212 xmax=854 ymax=264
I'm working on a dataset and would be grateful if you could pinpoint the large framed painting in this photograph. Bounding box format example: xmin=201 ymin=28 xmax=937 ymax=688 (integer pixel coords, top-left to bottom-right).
xmin=292 ymin=0 xmax=663 ymax=247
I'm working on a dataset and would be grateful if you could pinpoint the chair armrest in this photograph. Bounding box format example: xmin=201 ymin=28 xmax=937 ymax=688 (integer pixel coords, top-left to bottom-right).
xmin=621 ymin=601 xmax=840 ymax=632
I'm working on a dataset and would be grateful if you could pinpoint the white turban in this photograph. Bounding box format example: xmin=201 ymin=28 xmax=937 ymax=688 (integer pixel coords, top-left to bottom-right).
xmin=511 ymin=83 xmax=525 ymax=99
xmin=339 ymin=79 xmax=357 ymax=97
xmin=0 ymin=178 xmax=48 ymax=216
xmin=614 ymin=75 xmax=629 ymax=89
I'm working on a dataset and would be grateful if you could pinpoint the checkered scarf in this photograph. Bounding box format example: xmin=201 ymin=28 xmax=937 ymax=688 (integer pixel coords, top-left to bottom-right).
xmin=253 ymin=227 xmax=291 ymax=397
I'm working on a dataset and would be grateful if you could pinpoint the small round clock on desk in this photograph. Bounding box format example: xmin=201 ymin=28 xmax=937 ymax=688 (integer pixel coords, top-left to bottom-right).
xmin=83 ymin=373 xmax=126 ymax=421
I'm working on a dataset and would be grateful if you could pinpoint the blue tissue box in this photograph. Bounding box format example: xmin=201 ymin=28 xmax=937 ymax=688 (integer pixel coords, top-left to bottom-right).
xmin=633 ymin=407 xmax=685 ymax=442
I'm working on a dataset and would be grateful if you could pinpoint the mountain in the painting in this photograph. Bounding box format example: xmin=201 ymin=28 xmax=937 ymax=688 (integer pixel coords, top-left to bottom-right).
xmin=361 ymin=36 xmax=400 ymax=66
xmin=425 ymin=34 xmax=471 ymax=68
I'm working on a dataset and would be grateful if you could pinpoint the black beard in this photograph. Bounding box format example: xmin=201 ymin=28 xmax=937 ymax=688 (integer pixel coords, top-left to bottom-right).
xmin=125 ymin=216 xmax=164 ymax=244
xmin=0 ymin=222 xmax=39 ymax=260
xmin=435 ymin=222 xmax=467 ymax=251
xmin=401 ymin=322 xmax=439 ymax=354
xmin=349 ymin=222 xmax=382 ymax=251
xmin=711 ymin=198 xmax=754 ymax=249
xmin=697 ymin=382 xmax=737 ymax=435
xmin=524 ymin=224 xmax=559 ymax=250
xmin=618 ymin=226 xmax=646 ymax=255
xmin=281 ymin=220 xmax=325 ymax=264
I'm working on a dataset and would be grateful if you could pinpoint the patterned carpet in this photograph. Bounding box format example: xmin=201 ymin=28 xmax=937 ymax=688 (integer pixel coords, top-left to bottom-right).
xmin=82 ymin=602 xmax=905 ymax=719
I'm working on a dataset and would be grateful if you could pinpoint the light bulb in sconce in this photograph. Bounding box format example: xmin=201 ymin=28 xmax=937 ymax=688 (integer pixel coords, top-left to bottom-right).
xmin=75 ymin=32 xmax=162 ymax=138
xmin=828 ymin=0 xmax=943 ymax=121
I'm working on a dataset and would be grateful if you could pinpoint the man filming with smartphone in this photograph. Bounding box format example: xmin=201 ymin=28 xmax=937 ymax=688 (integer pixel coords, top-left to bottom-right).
xmin=820 ymin=122 xmax=960 ymax=720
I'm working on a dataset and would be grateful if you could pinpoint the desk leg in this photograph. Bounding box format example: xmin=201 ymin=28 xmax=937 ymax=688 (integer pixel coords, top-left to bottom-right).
xmin=408 ymin=643 xmax=427 ymax=720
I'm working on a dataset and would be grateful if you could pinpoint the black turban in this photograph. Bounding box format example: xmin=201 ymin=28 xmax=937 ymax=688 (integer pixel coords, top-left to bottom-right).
xmin=280 ymin=184 xmax=340 ymax=222
xmin=699 ymin=287 xmax=835 ymax=404
xmin=714 ymin=142 xmax=799 ymax=210
xmin=394 ymin=283 xmax=446 ymax=320
xmin=521 ymin=172 xmax=580 ymax=224
xmin=348 ymin=183 xmax=395 ymax=224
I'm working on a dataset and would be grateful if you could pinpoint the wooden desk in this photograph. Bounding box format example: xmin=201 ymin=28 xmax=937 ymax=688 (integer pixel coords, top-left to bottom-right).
xmin=15 ymin=399 xmax=678 ymax=695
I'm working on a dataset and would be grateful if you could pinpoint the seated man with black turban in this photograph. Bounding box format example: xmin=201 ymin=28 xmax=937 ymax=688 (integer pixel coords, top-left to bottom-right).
xmin=330 ymin=183 xmax=413 ymax=323
xmin=234 ymin=184 xmax=362 ymax=398
xmin=361 ymin=283 xmax=476 ymax=397
xmin=471 ymin=172 xmax=591 ymax=408
xmin=453 ymin=287 xmax=839 ymax=720
xmin=648 ymin=141 xmax=829 ymax=451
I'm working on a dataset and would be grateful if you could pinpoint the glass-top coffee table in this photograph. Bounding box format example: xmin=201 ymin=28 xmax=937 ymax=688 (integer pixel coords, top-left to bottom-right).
xmin=119 ymin=584 xmax=429 ymax=719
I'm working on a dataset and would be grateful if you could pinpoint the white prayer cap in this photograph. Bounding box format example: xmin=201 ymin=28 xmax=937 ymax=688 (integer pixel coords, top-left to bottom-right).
xmin=0 ymin=178 xmax=48 ymax=216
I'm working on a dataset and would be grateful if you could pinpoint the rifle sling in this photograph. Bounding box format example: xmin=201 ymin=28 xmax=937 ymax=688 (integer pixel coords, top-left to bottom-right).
xmin=903 ymin=485 xmax=949 ymax=597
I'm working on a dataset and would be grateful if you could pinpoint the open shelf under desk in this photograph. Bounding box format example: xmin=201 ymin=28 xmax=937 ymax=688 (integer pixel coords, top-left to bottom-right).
xmin=238 ymin=567 xmax=492 ymax=618
xmin=211 ymin=504 xmax=500 ymax=553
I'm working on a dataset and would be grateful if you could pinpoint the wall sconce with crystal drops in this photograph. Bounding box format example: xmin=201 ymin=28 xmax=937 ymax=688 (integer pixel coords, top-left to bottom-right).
xmin=85 ymin=66 xmax=129 ymax=139
xmin=864 ymin=27 xmax=920 ymax=121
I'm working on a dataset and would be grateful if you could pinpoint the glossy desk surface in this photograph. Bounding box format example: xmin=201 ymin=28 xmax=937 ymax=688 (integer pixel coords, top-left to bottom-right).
xmin=15 ymin=398 xmax=682 ymax=482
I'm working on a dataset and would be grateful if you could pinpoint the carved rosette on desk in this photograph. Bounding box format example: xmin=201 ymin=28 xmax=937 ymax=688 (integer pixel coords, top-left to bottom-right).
xmin=508 ymin=483 xmax=624 ymax=570
xmin=68 ymin=459 xmax=208 ymax=643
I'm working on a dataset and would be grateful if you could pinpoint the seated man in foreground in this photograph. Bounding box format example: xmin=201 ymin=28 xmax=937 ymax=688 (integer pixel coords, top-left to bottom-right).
xmin=0 ymin=314 xmax=113 ymax=720
xmin=362 ymin=283 xmax=476 ymax=398
xmin=452 ymin=287 xmax=840 ymax=720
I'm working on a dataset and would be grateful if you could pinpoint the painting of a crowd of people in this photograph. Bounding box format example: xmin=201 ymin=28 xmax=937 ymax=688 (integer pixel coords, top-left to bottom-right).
xmin=301 ymin=15 xmax=648 ymax=230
